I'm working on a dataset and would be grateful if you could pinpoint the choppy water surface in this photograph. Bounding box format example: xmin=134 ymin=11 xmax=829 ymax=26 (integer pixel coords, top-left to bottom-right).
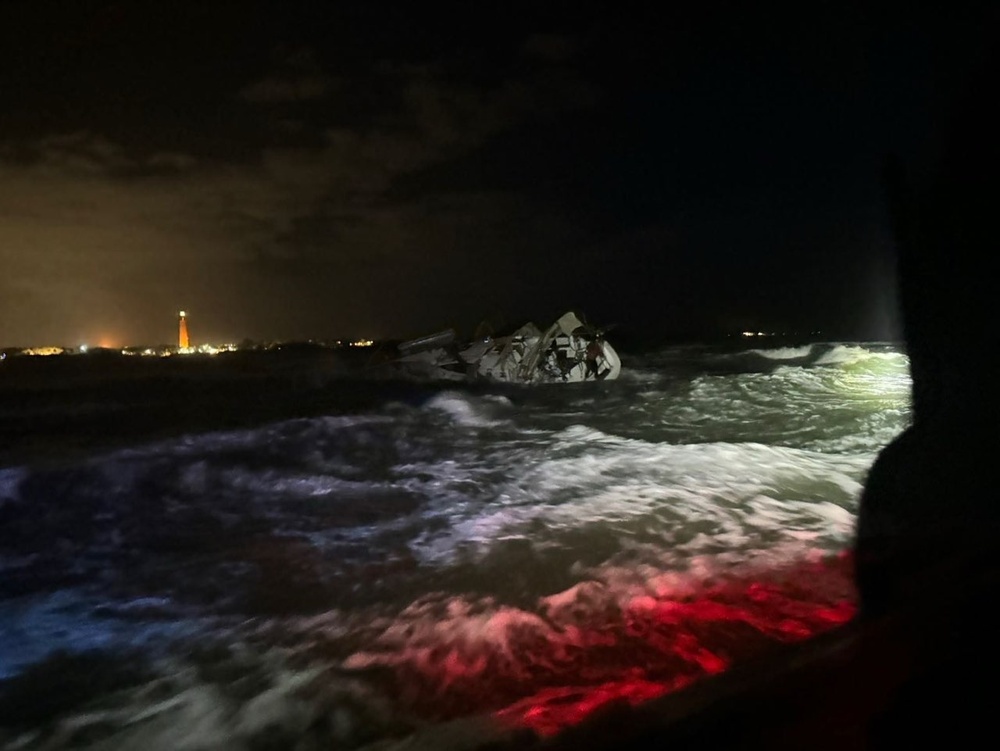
xmin=0 ymin=341 xmax=911 ymax=749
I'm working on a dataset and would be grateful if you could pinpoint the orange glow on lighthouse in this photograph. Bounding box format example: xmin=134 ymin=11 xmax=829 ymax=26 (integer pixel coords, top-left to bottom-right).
xmin=178 ymin=310 xmax=190 ymax=349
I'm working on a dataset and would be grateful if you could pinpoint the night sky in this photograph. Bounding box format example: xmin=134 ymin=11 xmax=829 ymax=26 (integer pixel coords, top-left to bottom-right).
xmin=0 ymin=2 xmax=992 ymax=348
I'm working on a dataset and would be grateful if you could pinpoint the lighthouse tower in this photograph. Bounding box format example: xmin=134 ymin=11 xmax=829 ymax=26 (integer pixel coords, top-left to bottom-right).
xmin=178 ymin=310 xmax=190 ymax=349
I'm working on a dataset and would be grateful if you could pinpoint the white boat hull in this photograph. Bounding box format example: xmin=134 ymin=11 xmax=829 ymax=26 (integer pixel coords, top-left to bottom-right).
xmin=397 ymin=312 xmax=621 ymax=385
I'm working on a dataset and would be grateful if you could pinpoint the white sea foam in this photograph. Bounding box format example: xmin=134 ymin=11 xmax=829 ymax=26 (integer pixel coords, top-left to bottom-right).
xmin=405 ymin=428 xmax=869 ymax=565
xmin=750 ymin=345 xmax=813 ymax=360
xmin=813 ymin=343 xmax=884 ymax=366
xmin=43 ymin=681 xmax=241 ymax=751
xmin=423 ymin=391 xmax=507 ymax=427
xmin=343 ymin=599 xmax=561 ymax=675
xmin=618 ymin=368 xmax=663 ymax=384
xmin=0 ymin=465 xmax=25 ymax=507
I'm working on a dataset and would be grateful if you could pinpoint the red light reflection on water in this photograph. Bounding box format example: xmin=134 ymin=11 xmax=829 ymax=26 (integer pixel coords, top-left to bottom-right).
xmin=495 ymin=552 xmax=857 ymax=736
xmin=352 ymin=551 xmax=857 ymax=737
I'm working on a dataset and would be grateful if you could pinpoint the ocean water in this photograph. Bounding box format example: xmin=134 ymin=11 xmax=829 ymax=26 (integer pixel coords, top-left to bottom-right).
xmin=0 ymin=341 xmax=912 ymax=749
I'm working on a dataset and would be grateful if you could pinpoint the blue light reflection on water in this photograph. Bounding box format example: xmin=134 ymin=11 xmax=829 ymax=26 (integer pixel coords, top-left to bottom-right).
xmin=0 ymin=591 xmax=202 ymax=680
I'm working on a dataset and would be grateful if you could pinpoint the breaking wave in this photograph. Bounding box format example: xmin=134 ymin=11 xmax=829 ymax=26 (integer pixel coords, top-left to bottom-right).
xmin=0 ymin=340 xmax=910 ymax=749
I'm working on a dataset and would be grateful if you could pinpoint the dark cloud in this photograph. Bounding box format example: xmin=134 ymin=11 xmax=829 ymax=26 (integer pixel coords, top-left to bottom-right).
xmin=521 ymin=34 xmax=578 ymax=64
xmin=0 ymin=2 xmax=990 ymax=347
xmin=240 ymin=74 xmax=334 ymax=104
xmin=239 ymin=46 xmax=335 ymax=104
xmin=0 ymin=23 xmax=602 ymax=345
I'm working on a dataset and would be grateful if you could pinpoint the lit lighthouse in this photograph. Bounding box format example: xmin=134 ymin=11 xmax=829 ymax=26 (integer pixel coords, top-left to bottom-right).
xmin=178 ymin=310 xmax=190 ymax=349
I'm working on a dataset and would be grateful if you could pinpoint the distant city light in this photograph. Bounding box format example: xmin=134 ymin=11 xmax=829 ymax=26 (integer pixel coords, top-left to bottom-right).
xmin=5 ymin=336 xmax=362 ymax=359
xmin=738 ymin=330 xmax=817 ymax=338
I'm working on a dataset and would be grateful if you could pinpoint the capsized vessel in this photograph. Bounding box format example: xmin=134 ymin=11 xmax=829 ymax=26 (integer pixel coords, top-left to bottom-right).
xmin=396 ymin=311 xmax=621 ymax=384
